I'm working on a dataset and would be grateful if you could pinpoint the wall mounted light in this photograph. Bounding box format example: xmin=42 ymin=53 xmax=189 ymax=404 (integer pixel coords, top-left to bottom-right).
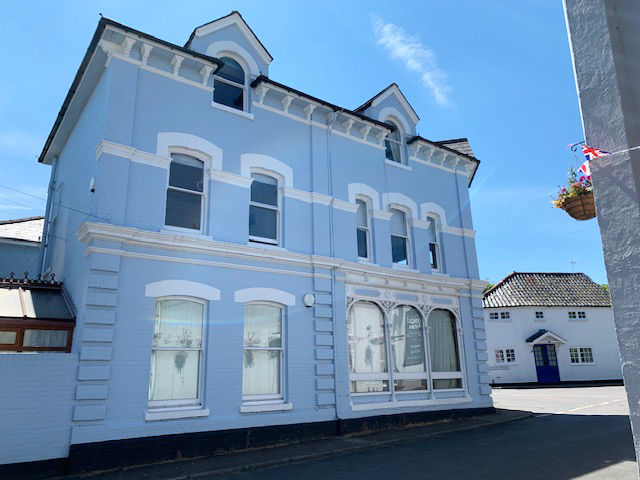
xmin=302 ymin=293 xmax=315 ymax=308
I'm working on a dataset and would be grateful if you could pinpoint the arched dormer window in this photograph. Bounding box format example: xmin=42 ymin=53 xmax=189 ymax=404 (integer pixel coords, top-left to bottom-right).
xmin=214 ymin=56 xmax=246 ymax=111
xmin=249 ymin=172 xmax=280 ymax=245
xmin=427 ymin=216 xmax=441 ymax=272
xmin=384 ymin=121 xmax=403 ymax=164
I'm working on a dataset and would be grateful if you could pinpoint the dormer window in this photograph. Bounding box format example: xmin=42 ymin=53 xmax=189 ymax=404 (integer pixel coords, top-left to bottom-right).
xmin=384 ymin=122 xmax=403 ymax=164
xmin=214 ymin=56 xmax=246 ymax=111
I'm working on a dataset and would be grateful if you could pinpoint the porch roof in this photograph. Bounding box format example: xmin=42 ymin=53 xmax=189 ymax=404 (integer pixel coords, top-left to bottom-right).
xmin=0 ymin=278 xmax=74 ymax=323
xmin=526 ymin=329 xmax=567 ymax=344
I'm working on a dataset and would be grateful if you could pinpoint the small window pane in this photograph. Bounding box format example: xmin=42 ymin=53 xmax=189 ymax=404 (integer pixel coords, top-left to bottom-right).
xmin=149 ymin=350 xmax=200 ymax=401
xmin=390 ymin=209 xmax=407 ymax=235
xmin=350 ymin=380 xmax=389 ymax=393
xmin=23 ymin=329 xmax=67 ymax=348
xmin=433 ymin=378 xmax=462 ymax=389
xmin=357 ymin=228 xmax=368 ymax=258
xmin=214 ymin=81 xmax=244 ymax=110
xmin=395 ymin=379 xmax=427 ymax=391
xmin=165 ymin=189 xmax=202 ymax=230
xmin=429 ymin=243 xmax=438 ymax=269
xmin=426 ymin=218 xmax=437 ymax=242
xmin=0 ymin=331 xmax=17 ymax=344
xmin=243 ymin=350 xmax=281 ymax=396
xmin=495 ymin=349 xmax=505 ymax=363
xmin=244 ymin=304 xmax=282 ymax=348
xmin=217 ymin=57 xmax=245 ymax=84
xmin=391 ymin=235 xmax=408 ymax=264
xmin=153 ymin=300 xmax=204 ymax=348
xmin=251 ymin=176 xmax=278 ymax=206
xmin=249 ymin=205 xmax=277 ymax=240
xmin=356 ymin=200 xmax=368 ymax=227
xmin=169 ymin=155 xmax=204 ymax=192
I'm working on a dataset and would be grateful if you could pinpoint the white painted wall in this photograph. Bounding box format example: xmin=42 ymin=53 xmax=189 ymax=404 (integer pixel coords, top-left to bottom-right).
xmin=484 ymin=306 xmax=622 ymax=384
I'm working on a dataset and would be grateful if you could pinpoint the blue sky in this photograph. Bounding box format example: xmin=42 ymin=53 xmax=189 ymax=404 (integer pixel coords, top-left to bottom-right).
xmin=0 ymin=1 xmax=608 ymax=284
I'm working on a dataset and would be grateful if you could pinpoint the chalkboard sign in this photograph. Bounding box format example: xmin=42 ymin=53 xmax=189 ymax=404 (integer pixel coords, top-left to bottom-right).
xmin=404 ymin=312 xmax=424 ymax=367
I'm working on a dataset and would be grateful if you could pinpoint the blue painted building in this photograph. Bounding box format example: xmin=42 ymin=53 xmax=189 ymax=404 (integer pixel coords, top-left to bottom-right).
xmin=0 ymin=12 xmax=491 ymax=471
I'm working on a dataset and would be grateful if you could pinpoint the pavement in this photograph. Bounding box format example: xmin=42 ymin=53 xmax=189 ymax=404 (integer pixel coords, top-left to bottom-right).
xmin=50 ymin=386 xmax=636 ymax=480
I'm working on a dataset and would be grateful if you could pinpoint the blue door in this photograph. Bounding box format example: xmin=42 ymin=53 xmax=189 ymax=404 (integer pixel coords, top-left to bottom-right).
xmin=533 ymin=344 xmax=560 ymax=384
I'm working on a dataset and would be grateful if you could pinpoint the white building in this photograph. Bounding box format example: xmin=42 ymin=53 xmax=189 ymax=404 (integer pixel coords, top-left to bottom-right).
xmin=483 ymin=272 xmax=622 ymax=385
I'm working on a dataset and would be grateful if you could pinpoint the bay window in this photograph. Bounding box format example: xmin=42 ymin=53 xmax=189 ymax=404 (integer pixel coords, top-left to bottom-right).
xmin=428 ymin=309 xmax=463 ymax=389
xmin=249 ymin=173 xmax=279 ymax=244
xmin=165 ymin=153 xmax=205 ymax=231
xmin=390 ymin=208 xmax=410 ymax=265
xmin=242 ymin=303 xmax=284 ymax=401
xmin=148 ymin=298 xmax=205 ymax=408
xmin=347 ymin=302 xmax=388 ymax=393
xmin=356 ymin=198 xmax=371 ymax=260
xmin=390 ymin=305 xmax=427 ymax=391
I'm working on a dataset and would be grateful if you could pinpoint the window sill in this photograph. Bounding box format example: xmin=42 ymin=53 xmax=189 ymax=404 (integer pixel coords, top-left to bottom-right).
xmin=429 ymin=271 xmax=449 ymax=277
xmin=392 ymin=264 xmax=418 ymax=272
xmin=351 ymin=395 xmax=471 ymax=411
xmin=145 ymin=407 xmax=210 ymax=421
xmin=248 ymin=240 xmax=286 ymax=251
xmin=385 ymin=160 xmax=412 ymax=171
xmin=210 ymin=101 xmax=254 ymax=120
xmin=240 ymin=402 xmax=293 ymax=413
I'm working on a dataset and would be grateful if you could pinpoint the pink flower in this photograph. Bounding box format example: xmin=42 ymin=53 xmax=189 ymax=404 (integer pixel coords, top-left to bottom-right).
xmin=587 ymin=176 xmax=591 ymax=181
xmin=561 ymin=187 xmax=566 ymax=192
xmin=580 ymin=176 xmax=585 ymax=182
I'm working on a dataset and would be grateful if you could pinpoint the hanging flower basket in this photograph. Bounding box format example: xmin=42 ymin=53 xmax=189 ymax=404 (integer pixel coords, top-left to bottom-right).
xmin=552 ymin=167 xmax=596 ymax=221
xmin=559 ymin=191 xmax=596 ymax=220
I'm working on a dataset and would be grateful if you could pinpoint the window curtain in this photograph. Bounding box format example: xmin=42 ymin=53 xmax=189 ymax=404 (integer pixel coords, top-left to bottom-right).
xmin=243 ymin=304 xmax=282 ymax=396
xmin=348 ymin=302 xmax=387 ymax=374
xmin=23 ymin=329 xmax=67 ymax=347
xmin=390 ymin=306 xmax=425 ymax=373
xmin=428 ymin=309 xmax=460 ymax=388
xmin=149 ymin=300 xmax=204 ymax=402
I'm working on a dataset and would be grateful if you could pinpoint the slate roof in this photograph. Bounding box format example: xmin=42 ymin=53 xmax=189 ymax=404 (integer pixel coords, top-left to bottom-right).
xmin=0 ymin=217 xmax=44 ymax=243
xmin=483 ymin=272 xmax=611 ymax=308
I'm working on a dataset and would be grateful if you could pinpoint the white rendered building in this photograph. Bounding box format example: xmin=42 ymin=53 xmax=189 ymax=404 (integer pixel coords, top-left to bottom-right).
xmin=483 ymin=273 xmax=622 ymax=385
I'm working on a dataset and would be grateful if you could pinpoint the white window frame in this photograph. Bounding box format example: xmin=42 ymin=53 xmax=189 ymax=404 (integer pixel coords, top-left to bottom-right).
xmin=568 ymin=311 xmax=577 ymax=319
xmin=495 ymin=349 xmax=505 ymax=364
xmin=426 ymin=216 xmax=442 ymax=273
xmin=389 ymin=305 xmax=429 ymax=395
xmin=578 ymin=311 xmax=587 ymax=319
xmin=383 ymin=120 xmax=404 ymax=165
xmin=535 ymin=311 xmax=544 ymax=319
xmin=489 ymin=312 xmax=499 ymax=320
xmin=148 ymin=296 xmax=207 ymax=410
xmin=249 ymin=170 xmax=281 ymax=246
xmin=500 ymin=311 xmax=510 ymax=320
xmin=355 ymin=196 xmax=372 ymax=261
xmin=569 ymin=346 xmax=595 ymax=364
xmin=389 ymin=206 xmax=412 ymax=267
xmin=242 ymin=301 xmax=286 ymax=403
xmin=213 ymin=54 xmax=248 ymax=112
xmin=505 ymin=348 xmax=516 ymax=363
xmin=163 ymin=148 xmax=209 ymax=235
xmin=428 ymin=309 xmax=465 ymax=391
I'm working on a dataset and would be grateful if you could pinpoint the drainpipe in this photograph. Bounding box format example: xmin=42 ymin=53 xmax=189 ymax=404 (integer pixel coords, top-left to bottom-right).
xmin=39 ymin=156 xmax=58 ymax=277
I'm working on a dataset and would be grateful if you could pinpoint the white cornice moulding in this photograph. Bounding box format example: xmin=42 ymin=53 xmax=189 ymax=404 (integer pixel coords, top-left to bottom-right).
xmin=209 ymin=169 xmax=253 ymax=188
xmin=332 ymin=198 xmax=359 ymax=213
xmin=77 ymin=222 xmax=486 ymax=292
xmin=96 ymin=140 xmax=171 ymax=169
xmin=372 ymin=210 xmax=394 ymax=221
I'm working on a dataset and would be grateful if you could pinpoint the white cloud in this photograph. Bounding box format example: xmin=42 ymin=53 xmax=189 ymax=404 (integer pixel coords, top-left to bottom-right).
xmin=371 ymin=14 xmax=452 ymax=106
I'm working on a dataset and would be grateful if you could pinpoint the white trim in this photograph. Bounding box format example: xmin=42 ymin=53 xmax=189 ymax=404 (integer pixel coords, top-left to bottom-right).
xmin=194 ymin=13 xmax=273 ymax=65
xmin=351 ymin=395 xmax=471 ymax=411
xmin=283 ymin=188 xmax=332 ymax=205
xmin=145 ymin=280 xmax=221 ymax=300
xmin=145 ymin=408 xmax=210 ymax=421
xmin=156 ymin=132 xmax=223 ymax=171
xmin=333 ymin=198 xmax=359 ymax=213
xmin=210 ymin=169 xmax=253 ymax=188
xmin=210 ymin=101 xmax=254 ymax=120
xmin=383 ymin=193 xmax=419 ymax=220
xmin=77 ymin=223 xmax=487 ymax=291
xmin=234 ymin=287 xmax=296 ymax=306
xmin=347 ymin=183 xmax=381 ymax=210
xmin=96 ymin=140 xmax=171 ymax=169
xmin=370 ymin=85 xmax=420 ymax=124
xmin=373 ymin=210 xmax=394 ymax=221
xmin=420 ymin=202 xmax=447 ymax=225
xmin=241 ymin=154 xmax=293 ymax=188
xmin=379 ymin=106 xmax=413 ymax=134
xmin=528 ymin=331 xmax=567 ymax=345
xmin=240 ymin=402 xmax=293 ymax=413
xmin=206 ymin=41 xmax=261 ymax=77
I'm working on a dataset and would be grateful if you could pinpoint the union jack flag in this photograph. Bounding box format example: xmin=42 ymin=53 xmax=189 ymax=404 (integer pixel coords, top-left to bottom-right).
xmin=581 ymin=144 xmax=609 ymax=161
xmin=579 ymin=161 xmax=591 ymax=176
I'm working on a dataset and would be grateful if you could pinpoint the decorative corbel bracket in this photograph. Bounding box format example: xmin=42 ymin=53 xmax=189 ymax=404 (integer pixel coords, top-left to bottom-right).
xmin=171 ymin=55 xmax=184 ymax=76
xmin=281 ymin=94 xmax=294 ymax=113
xmin=199 ymin=64 xmax=213 ymax=85
xmin=140 ymin=43 xmax=153 ymax=65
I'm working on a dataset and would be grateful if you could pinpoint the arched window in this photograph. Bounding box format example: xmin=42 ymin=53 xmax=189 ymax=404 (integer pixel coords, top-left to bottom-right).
xmin=384 ymin=122 xmax=403 ymax=164
xmin=249 ymin=172 xmax=279 ymax=244
xmin=428 ymin=309 xmax=463 ymax=390
xmin=242 ymin=303 xmax=284 ymax=401
xmin=427 ymin=216 xmax=441 ymax=272
xmin=347 ymin=302 xmax=388 ymax=393
xmin=148 ymin=298 xmax=206 ymax=408
xmin=390 ymin=208 xmax=410 ymax=266
xmin=390 ymin=305 xmax=427 ymax=391
xmin=355 ymin=198 xmax=372 ymax=260
xmin=214 ymin=56 xmax=246 ymax=111
xmin=165 ymin=153 xmax=205 ymax=232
